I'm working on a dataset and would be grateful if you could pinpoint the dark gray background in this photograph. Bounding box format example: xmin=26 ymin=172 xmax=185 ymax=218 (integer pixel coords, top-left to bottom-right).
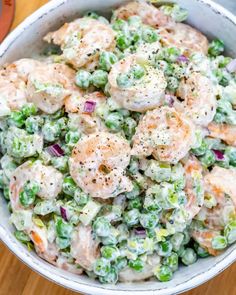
xmin=214 ymin=0 xmax=236 ymax=13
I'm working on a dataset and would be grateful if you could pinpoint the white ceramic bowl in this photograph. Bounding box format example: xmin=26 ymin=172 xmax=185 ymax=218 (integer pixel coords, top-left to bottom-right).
xmin=1 ymin=1 xmax=236 ymax=294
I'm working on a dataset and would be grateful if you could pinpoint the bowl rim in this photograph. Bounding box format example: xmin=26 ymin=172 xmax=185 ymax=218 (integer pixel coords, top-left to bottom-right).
xmin=1 ymin=0 xmax=236 ymax=294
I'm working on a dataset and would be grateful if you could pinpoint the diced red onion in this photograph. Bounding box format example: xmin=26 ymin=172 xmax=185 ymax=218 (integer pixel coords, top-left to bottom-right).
xmin=46 ymin=144 xmax=64 ymax=157
xmin=60 ymin=206 xmax=68 ymax=221
xmin=134 ymin=227 xmax=146 ymax=238
xmin=84 ymin=100 xmax=96 ymax=113
xmin=226 ymin=59 xmax=236 ymax=73
xmin=177 ymin=55 xmax=189 ymax=63
xmin=165 ymin=94 xmax=175 ymax=107
xmin=212 ymin=149 xmax=224 ymax=160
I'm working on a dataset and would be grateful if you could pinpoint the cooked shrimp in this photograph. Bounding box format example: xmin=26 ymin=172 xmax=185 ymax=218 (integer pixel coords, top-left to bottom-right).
xmin=70 ymin=224 xmax=100 ymax=271
xmin=176 ymin=72 xmax=216 ymax=126
xmin=27 ymin=63 xmax=76 ymax=114
xmin=69 ymin=132 xmax=133 ymax=199
xmin=29 ymin=224 xmax=58 ymax=264
xmin=65 ymin=91 xmax=107 ymax=134
xmin=108 ymin=54 xmax=167 ymax=112
xmin=56 ymin=255 xmax=83 ymax=275
xmin=159 ymin=23 xmax=209 ymax=56
xmin=183 ymin=156 xmax=204 ymax=219
xmin=44 ymin=18 xmax=115 ymax=70
xmin=113 ymin=1 xmax=173 ymax=28
xmin=0 ymin=67 xmax=27 ymax=116
xmin=132 ymin=106 xmax=196 ymax=164
xmin=208 ymin=122 xmax=236 ymax=147
xmin=119 ymin=255 xmax=160 ymax=282
xmin=4 ymin=58 xmax=43 ymax=82
xmin=204 ymin=166 xmax=236 ymax=207
xmin=10 ymin=160 xmax=63 ymax=211
xmin=191 ymin=228 xmax=221 ymax=256
xmin=198 ymin=198 xmax=235 ymax=231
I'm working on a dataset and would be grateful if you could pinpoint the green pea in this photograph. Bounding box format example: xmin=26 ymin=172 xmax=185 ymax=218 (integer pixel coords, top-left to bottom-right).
xmin=116 ymin=73 xmax=133 ymax=88
xmin=125 ymin=182 xmax=140 ymax=199
xmin=62 ymin=176 xmax=77 ymax=196
xmin=112 ymin=19 xmax=128 ymax=32
xmin=172 ymin=64 xmax=186 ymax=79
xmin=171 ymin=5 xmax=188 ymax=22
xmin=191 ymin=140 xmax=208 ymax=156
xmin=93 ymin=258 xmax=111 ymax=276
xmin=224 ymin=220 xmax=236 ymax=244
xmin=3 ymin=187 xmax=10 ymax=200
xmin=163 ymin=252 xmax=179 ymax=272
xmin=117 ymin=108 xmax=130 ymax=118
xmin=101 ymin=245 xmax=120 ymax=261
xmin=140 ymin=212 xmax=158 ymax=229
xmin=142 ymin=27 xmax=158 ymax=43
xmin=116 ymin=33 xmax=131 ymax=50
xmin=55 ymin=217 xmax=73 ymax=238
xmin=128 ymin=197 xmax=142 ymax=210
xmin=56 ymin=236 xmax=70 ymax=249
xmin=155 ymin=265 xmax=173 ymax=282
xmin=14 ymin=230 xmax=31 ymax=243
xmin=93 ymin=217 xmax=111 ymax=237
xmin=156 ymin=60 xmax=169 ymax=72
xmin=164 ymin=47 xmax=181 ymax=63
xmin=130 ymin=30 xmax=142 ymax=44
xmin=199 ymin=150 xmax=215 ymax=167
xmin=128 ymin=15 xmax=142 ymax=27
xmin=99 ymin=51 xmax=118 ymax=71
xmin=99 ymin=268 xmax=118 ymax=284
xmin=19 ymin=181 xmax=40 ymax=207
xmin=75 ymin=70 xmax=91 ymax=89
xmin=194 ymin=243 xmax=210 ymax=258
xmin=219 ymin=56 xmax=231 ymax=68
xmin=42 ymin=121 xmax=61 ymax=142
xmin=123 ymin=208 xmax=140 ymax=226
xmin=128 ymin=258 xmax=144 ymax=272
xmin=74 ymin=189 xmax=89 ymax=206
xmin=214 ymin=111 xmax=226 ymax=123
xmin=0 ymin=170 xmax=5 ymax=189
xmin=170 ymin=232 xmax=184 ymax=252
xmin=105 ymin=112 xmax=124 ymax=131
xmin=181 ymin=248 xmax=197 ymax=266
xmin=157 ymin=240 xmax=173 ymax=257
xmin=51 ymin=108 xmax=65 ymax=120
xmin=130 ymin=64 xmax=145 ymax=79
xmin=167 ymin=76 xmax=179 ymax=92
xmin=51 ymin=156 xmax=68 ymax=172
xmin=65 ymin=130 xmax=80 ymax=147
xmin=102 ymin=233 xmax=118 ymax=245
xmin=212 ymin=235 xmax=227 ymax=250
xmin=91 ymin=70 xmax=108 ymax=88
xmin=143 ymin=195 xmax=161 ymax=212
xmin=225 ymin=147 xmax=236 ymax=167
xmin=208 ymin=39 xmax=224 ymax=56
xmin=10 ymin=138 xmax=28 ymax=158
xmin=33 ymin=200 xmax=56 ymax=215
xmin=21 ymin=103 xmax=38 ymax=117
xmin=9 ymin=111 xmax=25 ymax=127
xmin=114 ymin=257 xmax=128 ymax=271
xmin=127 ymin=157 xmax=139 ymax=175
xmin=25 ymin=116 xmax=44 ymax=134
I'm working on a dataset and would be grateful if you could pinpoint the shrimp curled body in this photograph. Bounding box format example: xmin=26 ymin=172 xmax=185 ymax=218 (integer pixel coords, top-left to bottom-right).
xmin=132 ymin=106 xmax=195 ymax=164
xmin=69 ymin=132 xmax=133 ymax=199
xmin=44 ymin=18 xmax=116 ymax=70
xmin=108 ymin=54 xmax=167 ymax=112
xmin=176 ymin=72 xmax=216 ymax=127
